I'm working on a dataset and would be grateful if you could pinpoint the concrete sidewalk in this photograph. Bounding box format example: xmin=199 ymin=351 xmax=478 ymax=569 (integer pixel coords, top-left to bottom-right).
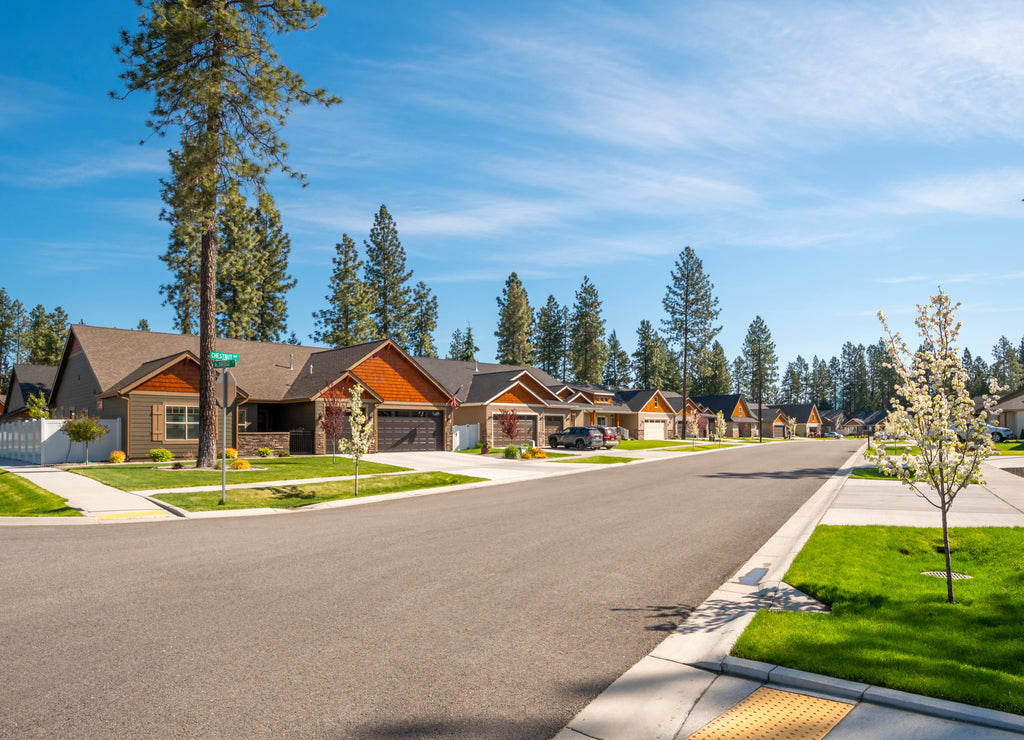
xmin=554 ymin=449 xmax=1024 ymax=739
xmin=0 ymin=460 xmax=178 ymax=523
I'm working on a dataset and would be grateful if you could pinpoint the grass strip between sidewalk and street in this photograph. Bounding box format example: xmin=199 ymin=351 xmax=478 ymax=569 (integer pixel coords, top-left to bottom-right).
xmin=152 ymin=471 xmax=486 ymax=511
xmin=0 ymin=470 xmax=81 ymax=517
xmin=554 ymin=455 xmax=639 ymax=465
xmin=69 ymin=456 xmax=409 ymax=491
xmin=615 ymin=440 xmax=689 ymax=450
xmin=732 ymin=525 xmax=1024 ymax=715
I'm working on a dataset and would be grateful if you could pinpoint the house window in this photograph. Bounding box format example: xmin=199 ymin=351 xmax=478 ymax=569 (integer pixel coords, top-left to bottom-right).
xmin=166 ymin=406 xmax=200 ymax=440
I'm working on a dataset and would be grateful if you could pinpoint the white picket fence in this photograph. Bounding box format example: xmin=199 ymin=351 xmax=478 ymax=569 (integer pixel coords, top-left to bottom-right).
xmin=0 ymin=418 xmax=122 ymax=464
xmin=452 ymin=423 xmax=480 ymax=451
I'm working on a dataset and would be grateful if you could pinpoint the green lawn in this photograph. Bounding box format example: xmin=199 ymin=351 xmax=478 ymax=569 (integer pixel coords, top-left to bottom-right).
xmin=994 ymin=440 xmax=1024 ymax=456
xmin=848 ymin=466 xmax=900 ymax=481
xmin=616 ymin=440 xmax=689 ymax=450
xmin=555 ymin=455 xmax=639 ymax=465
xmin=154 ymin=472 xmax=486 ymax=511
xmin=732 ymin=526 xmax=1024 ymax=714
xmin=69 ymin=456 xmax=409 ymax=491
xmin=0 ymin=470 xmax=81 ymax=516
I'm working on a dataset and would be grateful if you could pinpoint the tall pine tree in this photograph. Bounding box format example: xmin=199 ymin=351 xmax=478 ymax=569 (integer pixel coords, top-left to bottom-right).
xmin=495 ymin=272 xmax=534 ymax=365
xmin=447 ymin=324 xmax=478 ymax=361
xmin=742 ymin=316 xmax=778 ymax=435
xmin=117 ymin=0 xmax=339 ymax=467
xmin=991 ymin=335 xmax=1024 ymax=391
xmin=158 ymin=150 xmax=202 ymax=335
xmin=632 ymin=320 xmax=674 ymax=390
xmin=409 ymin=281 xmax=439 ymax=357
xmin=662 ymin=246 xmax=721 ymax=433
xmin=569 ymin=276 xmax=608 ymax=384
xmin=603 ymin=330 xmax=632 ymax=387
xmin=217 ymin=191 xmax=295 ymax=342
xmin=0 ymin=290 xmax=26 ymax=394
xmin=312 ymin=234 xmax=374 ymax=347
xmin=25 ymin=305 xmax=68 ymax=366
xmin=364 ymin=205 xmax=414 ymax=349
xmin=533 ymin=295 xmax=566 ymax=379
xmin=692 ymin=340 xmax=731 ymax=396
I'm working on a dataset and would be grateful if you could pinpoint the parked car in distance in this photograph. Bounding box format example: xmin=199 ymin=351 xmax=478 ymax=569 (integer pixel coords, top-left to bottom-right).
xmin=598 ymin=426 xmax=620 ymax=448
xmin=824 ymin=431 xmax=843 ymax=439
xmin=549 ymin=426 xmax=605 ymax=450
xmin=987 ymin=424 xmax=1013 ymax=443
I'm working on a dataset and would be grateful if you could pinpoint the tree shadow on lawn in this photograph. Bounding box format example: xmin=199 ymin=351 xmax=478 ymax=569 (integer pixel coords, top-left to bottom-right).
xmin=736 ymin=588 xmax=1024 ymax=713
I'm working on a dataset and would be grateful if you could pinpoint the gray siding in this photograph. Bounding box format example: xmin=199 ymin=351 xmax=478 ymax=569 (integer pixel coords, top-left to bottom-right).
xmin=50 ymin=349 xmax=101 ymax=418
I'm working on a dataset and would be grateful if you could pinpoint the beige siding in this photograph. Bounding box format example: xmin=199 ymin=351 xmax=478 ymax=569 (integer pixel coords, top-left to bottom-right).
xmin=128 ymin=392 xmax=236 ymax=460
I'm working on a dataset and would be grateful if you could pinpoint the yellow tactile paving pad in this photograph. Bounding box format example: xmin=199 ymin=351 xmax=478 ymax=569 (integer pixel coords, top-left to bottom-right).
xmin=686 ymin=687 xmax=854 ymax=740
xmin=96 ymin=510 xmax=169 ymax=520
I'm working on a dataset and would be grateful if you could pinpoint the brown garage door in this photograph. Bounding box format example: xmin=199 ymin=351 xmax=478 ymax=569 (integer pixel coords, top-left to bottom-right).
xmin=377 ymin=410 xmax=444 ymax=451
xmin=491 ymin=415 xmax=538 ymax=447
xmin=543 ymin=415 xmax=564 ymax=440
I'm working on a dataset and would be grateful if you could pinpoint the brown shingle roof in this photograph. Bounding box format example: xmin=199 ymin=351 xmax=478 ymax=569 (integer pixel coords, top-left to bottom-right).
xmin=63 ymin=325 xmax=337 ymax=402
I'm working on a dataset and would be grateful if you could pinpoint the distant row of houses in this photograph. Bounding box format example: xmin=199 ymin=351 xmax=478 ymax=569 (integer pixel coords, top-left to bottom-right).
xmin=9 ymin=324 xmax=1016 ymax=460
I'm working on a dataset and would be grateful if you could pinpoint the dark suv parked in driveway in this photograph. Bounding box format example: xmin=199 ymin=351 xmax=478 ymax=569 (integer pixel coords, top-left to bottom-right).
xmin=549 ymin=426 xmax=605 ymax=450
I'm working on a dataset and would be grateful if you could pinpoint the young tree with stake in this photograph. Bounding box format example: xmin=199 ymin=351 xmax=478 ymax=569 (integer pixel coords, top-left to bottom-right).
xmin=866 ymin=291 xmax=1000 ymax=603
xmin=338 ymin=385 xmax=374 ymax=497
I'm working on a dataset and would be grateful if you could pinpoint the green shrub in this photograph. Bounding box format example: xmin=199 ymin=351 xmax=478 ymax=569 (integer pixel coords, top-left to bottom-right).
xmin=149 ymin=448 xmax=174 ymax=463
xmin=109 ymin=450 xmax=126 ymax=464
xmin=276 ymin=449 xmax=290 ymax=457
xmin=503 ymin=444 xmax=521 ymax=460
xmin=257 ymin=447 xmax=272 ymax=458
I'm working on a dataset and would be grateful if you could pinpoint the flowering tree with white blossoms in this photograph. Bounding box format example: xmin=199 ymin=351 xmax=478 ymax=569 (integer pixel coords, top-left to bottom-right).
xmin=866 ymin=290 xmax=1000 ymax=603
xmin=686 ymin=412 xmax=700 ymax=448
xmin=715 ymin=410 xmax=727 ymax=447
xmin=338 ymin=384 xmax=374 ymax=497
xmin=786 ymin=415 xmax=797 ymax=439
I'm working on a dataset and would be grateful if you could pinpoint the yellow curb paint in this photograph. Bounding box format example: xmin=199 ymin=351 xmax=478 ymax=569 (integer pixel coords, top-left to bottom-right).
xmin=97 ymin=510 xmax=169 ymax=520
xmin=687 ymin=687 xmax=854 ymax=740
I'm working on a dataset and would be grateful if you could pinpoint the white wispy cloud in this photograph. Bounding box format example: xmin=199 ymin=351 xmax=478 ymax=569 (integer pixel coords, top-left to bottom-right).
xmin=886 ymin=168 xmax=1024 ymax=217
xmin=1 ymin=143 xmax=166 ymax=188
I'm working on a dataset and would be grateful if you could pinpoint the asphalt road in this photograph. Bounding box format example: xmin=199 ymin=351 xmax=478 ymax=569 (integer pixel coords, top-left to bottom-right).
xmin=0 ymin=440 xmax=860 ymax=739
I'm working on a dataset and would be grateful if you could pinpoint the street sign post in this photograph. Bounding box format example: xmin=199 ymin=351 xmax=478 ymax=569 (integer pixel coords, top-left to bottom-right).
xmin=214 ymin=370 xmax=237 ymax=505
xmin=211 ymin=351 xmax=239 ymax=369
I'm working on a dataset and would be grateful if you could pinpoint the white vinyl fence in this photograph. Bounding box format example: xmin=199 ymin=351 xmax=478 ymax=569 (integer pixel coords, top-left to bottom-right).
xmin=0 ymin=418 xmax=122 ymax=464
xmin=452 ymin=423 xmax=480 ymax=451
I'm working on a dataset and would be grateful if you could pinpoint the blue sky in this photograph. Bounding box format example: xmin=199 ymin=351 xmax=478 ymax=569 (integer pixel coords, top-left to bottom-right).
xmin=2 ymin=0 xmax=1023 ymax=370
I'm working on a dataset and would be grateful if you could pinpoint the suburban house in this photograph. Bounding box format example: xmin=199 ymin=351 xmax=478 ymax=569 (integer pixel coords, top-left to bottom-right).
xmin=664 ymin=393 xmax=715 ymax=438
xmin=843 ymin=410 xmax=888 ymax=436
xmin=414 ymin=358 xmax=578 ymax=447
xmin=990 ymin=387 xmax=1024 ymax=438
xmin=689 ymin=394 xmax=759 ymax=437
xmin=47 ymin=325 xmax=455 ymax=459
xmin=748 ymin=402 xmax=789 ymax=438
xmin=776 ymin=403 xmax=822 ymax=437
xmin=819 ymin=409 xmax=846 ymax=435
xmin=1 ymin=364 xmax=57 ymax=420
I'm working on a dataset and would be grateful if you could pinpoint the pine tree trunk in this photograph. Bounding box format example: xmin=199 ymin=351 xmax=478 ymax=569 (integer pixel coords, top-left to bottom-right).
xmin=197 ymin=222 xmax=218 ymax=469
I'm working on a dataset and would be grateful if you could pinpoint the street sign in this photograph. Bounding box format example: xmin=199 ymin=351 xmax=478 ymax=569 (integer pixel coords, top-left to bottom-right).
xmin=211 ymin=351 xmax=238 ymax=369
xmin=215 ymin=370 xmax=238 ymax=410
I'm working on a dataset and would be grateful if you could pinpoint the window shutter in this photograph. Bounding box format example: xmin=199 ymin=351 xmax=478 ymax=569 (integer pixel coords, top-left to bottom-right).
xmin=152 ymin=403 xmax=164 ymax=442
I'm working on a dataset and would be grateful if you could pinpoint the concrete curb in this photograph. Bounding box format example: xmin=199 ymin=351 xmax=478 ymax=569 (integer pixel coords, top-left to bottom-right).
xmin=718 ymin=657 xmax=1024 ymax=734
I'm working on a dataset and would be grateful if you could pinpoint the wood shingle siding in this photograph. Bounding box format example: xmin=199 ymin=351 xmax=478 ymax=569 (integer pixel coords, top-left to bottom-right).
xmin=494 ymin=386 xmax=536 ymax=404
xmin=355 ymin=347 xmax=448 ymax=404
xmin=138 ymin=360 xmax=200 ymax=393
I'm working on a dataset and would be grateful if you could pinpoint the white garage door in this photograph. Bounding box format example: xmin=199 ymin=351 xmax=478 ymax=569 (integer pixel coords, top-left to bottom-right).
xmin=643 ymin=420 xmax=666 ymax=440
